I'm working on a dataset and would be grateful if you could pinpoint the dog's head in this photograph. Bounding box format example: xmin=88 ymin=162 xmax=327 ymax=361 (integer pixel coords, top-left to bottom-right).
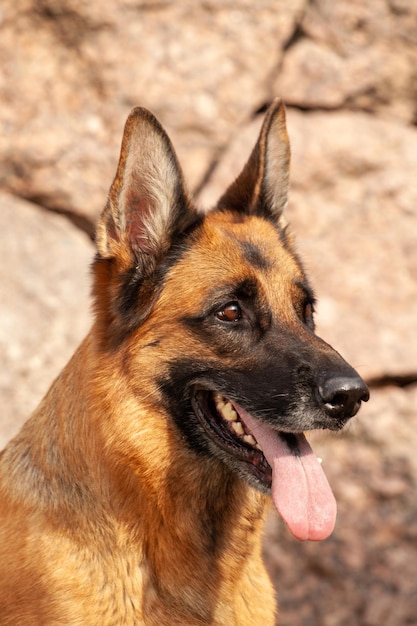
xmin=93 ymin=100 xmax=369 ymax=541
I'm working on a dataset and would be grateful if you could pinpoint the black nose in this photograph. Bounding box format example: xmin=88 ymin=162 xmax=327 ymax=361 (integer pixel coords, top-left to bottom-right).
xmin=319 ymin=375 xmax=369 ymax=420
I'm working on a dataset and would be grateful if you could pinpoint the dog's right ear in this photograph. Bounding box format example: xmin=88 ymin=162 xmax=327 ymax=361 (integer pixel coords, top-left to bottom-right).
xmin=96 ymin=107 xmax=196 ymax=272
xmin=94 ymin=108 xmax=198 ymax=340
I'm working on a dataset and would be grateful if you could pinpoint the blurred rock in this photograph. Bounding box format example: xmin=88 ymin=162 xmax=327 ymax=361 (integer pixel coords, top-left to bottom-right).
xmin=0 ymin=0 xmax=304 ymax=222
xmin=0 ymin=193 xmax=93 ymax=448
xmin=275 ymin=0 xmax=417 ymax=123
xmin=288 ymin=109 xmax=417 ymax=380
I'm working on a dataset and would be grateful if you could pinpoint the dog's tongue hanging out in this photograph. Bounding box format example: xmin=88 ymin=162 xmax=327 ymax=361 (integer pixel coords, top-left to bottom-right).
xmin=236 ymin=405 xmax=337 ymax=542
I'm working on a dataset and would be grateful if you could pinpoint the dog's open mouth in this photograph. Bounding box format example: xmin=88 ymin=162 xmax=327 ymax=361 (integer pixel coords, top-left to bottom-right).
xmin=192 ymin=390 xmax=273 ymax=483
xmin=192 ymin=389 xmax=337 ymax=542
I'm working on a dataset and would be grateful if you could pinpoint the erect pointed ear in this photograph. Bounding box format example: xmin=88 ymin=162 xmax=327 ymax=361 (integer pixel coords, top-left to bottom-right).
xmin=217 ymin=98 xmax=290 ymax=226
xmin=93 ymin=108 xmax=199 ymax=343
xmin=96 ymin=106 xmax=196 ymax=271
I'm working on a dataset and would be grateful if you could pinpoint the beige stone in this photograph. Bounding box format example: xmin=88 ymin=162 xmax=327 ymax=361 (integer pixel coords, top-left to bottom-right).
xmin=0 ymin=0 xmax=304 ymax=220
xmin=0 ymin=193 xmax=93 ymax=448
xmin=275 ymin=0 xmax=417 ymax=123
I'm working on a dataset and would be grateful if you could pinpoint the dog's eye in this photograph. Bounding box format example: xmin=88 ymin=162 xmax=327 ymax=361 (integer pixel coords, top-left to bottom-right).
xmin=216 ymin=302 xmax=242 ymax=323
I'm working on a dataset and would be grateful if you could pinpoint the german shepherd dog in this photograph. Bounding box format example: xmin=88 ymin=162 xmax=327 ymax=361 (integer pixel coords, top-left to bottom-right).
xmin=0 ymin=99 xmax=369 ymax=624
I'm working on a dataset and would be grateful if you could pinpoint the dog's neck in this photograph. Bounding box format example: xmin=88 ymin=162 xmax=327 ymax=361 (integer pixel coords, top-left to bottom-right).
xmin=6 ymin=335 xmax=270 ymax=618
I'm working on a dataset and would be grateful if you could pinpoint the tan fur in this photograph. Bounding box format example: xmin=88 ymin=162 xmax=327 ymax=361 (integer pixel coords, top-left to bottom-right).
xmin=0 ymin=223 xmax=280 ymax=623
xmin=0 ymin=333 xmax=274 ymax=624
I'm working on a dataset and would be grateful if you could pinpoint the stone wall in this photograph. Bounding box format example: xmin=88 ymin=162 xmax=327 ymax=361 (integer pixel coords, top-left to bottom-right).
xmin=1 ymin=1 xmax=416 ymax=623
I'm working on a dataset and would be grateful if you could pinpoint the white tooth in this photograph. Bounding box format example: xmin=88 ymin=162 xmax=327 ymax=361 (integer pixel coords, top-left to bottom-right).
xmin=317 ymin=457 xmax=323 ymax=464
xmin=231 ymin=421 xmax=244 ymax=436
xmin=222 ymin=404 xmax=238 ymax=422
xmin=243 ymin=434 xmax=257 ymax=446
xmin=214 ymin=393 xmax=225 ymax=407
xmin=255 ymin=443 xmax=263 ymax=451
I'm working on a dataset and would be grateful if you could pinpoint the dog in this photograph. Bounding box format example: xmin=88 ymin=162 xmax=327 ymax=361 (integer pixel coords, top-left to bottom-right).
xmin=0 ymin=99 xmax=369 ymax=625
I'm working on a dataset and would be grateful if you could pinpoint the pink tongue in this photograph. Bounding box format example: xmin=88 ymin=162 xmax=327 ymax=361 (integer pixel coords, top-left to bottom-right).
xmin=236 ymin=405 xmax=337 ymax=542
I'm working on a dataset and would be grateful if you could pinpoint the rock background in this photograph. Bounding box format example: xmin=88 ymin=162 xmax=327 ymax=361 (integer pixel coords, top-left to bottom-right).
xmin=1 ymin=1 xmax=416 ymax=624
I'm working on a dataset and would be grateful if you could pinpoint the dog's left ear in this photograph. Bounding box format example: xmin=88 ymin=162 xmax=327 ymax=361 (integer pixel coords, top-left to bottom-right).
xmin=217 ymin=98 xmax=290 ymax=227
xmin=96 ymin=107 xmax=196 ymax=271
